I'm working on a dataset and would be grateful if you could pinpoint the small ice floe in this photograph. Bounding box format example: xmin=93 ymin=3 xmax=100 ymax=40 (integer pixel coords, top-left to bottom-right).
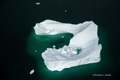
xmin=65 ymin=10 xmax=67 ymax=12
xmin=30 ymin=69 xmax=34 ymax=75
xmin=62 ymin=36 xmax=64 ymax=38
xmin=53 ymin=45 xmax=56 ymax=49
xmin=35 ymin=2 xmax=40 ymax=5
xmin=35 ymin=50 xmax=37 ymax=52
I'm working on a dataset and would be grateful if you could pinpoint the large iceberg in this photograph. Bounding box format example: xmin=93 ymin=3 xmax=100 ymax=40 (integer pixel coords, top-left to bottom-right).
xmin=34 ymin=20 xmax=102 ymax=71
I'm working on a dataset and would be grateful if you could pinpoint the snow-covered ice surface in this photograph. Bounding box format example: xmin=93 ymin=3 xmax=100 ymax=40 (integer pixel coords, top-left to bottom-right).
xmin=34 ymin=20 xmax=102 ymax=71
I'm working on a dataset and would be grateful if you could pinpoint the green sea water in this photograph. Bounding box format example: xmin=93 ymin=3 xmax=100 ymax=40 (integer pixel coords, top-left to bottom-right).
xmin=27 ymin=29 xmax=73 ymax=57
xmin=26 ymin=27 xmax=112 ymax=80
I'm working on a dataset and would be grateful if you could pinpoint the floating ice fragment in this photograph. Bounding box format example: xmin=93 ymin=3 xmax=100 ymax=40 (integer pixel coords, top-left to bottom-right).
xmin=34 ymin=20 xmax=102 ymax=71
xmin=30 ymin=69 xmax=34 ymax=75
xmin=35 ymin=2 xmax=40 ymax=5
xmin=35 ymin=50 xmax=37 ymax=52
xmin=65 ymin=10 xmax=67 ymax=12
xmin=53 ymin=45 xmax=56 ymax=49
xmin=62 ymin=36 xmax=64 ymax=38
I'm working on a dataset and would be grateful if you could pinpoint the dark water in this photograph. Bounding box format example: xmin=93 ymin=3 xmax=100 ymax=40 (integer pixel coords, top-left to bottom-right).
xmin=1 ymin=0 xmax=120 ymax=80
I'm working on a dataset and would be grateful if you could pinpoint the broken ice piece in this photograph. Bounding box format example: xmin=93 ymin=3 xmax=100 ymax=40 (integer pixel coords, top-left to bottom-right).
xmin=30 ymin=69 xmax=34 ymax=75
xmin=62 ymin=36 xmax=64 ymax=38
xmin=35 ymin=2 xmax=40 ymax=5
xmin=35 ymin=50 xmax=37 ymax=52
xmin=53 ymin=45 xmax=56 ymax=48
xmin=65 ymin=10 xmax=67 ymax=12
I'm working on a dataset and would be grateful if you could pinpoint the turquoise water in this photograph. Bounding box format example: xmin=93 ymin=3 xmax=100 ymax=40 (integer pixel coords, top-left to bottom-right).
xmin=27 ymin=29 xmax=73 ymax=57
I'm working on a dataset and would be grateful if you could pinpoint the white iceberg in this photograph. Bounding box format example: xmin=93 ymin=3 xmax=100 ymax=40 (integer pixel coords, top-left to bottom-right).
xmin=34 ymin=20 xmax=102 ymax=71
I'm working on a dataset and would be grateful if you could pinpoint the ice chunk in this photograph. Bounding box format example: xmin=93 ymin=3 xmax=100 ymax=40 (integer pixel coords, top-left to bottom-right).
xmin=35 ymin=50 xmax=37 ymax=52
xmin=65 ymin=10 xmax=67 ymax=12
xmin=34 ymin=20 xmax=102 ymax=71
xmin=62 ymin=36 xmax=64 ymax=38
xmin=35 ymin=2 xmax=40 ymax=5
xmin=30 ymin=69 xmax=34 ymax=75
xmin=53 ymin=45 xmax=56 ymax=49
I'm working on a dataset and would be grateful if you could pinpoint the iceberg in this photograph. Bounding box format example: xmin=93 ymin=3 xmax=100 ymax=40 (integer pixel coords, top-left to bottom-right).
xmin=34 ymin=20 xmax=102 ymax=71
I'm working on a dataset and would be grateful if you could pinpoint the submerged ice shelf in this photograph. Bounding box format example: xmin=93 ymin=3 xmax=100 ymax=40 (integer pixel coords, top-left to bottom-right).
xmin=34 ymin=20 xmax=102 ymax=71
